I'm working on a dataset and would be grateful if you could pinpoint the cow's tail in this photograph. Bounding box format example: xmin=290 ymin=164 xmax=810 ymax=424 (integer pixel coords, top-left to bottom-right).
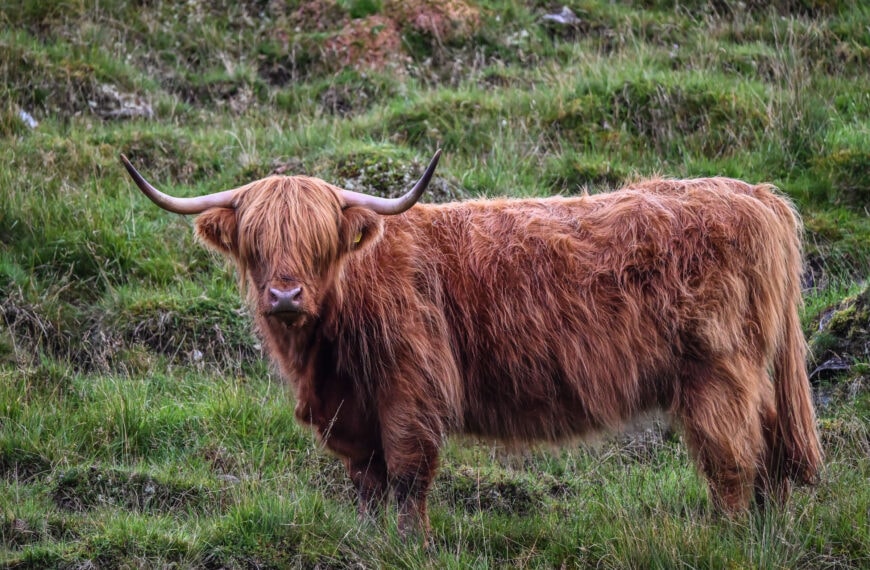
xmin=769 ymin=190 xmax=823 ymax=485
xmin=773 ymin=303 xmax=823 ymax=484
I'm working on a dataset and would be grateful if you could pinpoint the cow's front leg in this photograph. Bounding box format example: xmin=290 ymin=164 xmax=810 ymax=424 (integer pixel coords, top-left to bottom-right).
xmin=391 ymin=469 xmax=435 ymax=542
xmin=379 ymin=410 xmax=441 ymax=544
xmin=345 ymin=452 xmax=388 ymax=522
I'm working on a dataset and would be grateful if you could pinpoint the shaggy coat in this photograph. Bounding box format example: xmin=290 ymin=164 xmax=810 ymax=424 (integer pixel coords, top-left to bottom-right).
xmin=189 ymin=174 xmax=822 ymax=536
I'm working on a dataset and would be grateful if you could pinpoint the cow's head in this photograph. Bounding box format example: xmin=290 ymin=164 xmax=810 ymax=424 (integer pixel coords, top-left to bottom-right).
xmin=121 ymin=151 xmax=440 ymax=327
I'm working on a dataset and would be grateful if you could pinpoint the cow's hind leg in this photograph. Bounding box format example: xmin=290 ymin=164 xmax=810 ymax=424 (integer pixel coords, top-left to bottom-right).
xmin=676 ymin=357 xmax=765 ymax=513
xmin=753 ymin=380 xmax=791 ymax=508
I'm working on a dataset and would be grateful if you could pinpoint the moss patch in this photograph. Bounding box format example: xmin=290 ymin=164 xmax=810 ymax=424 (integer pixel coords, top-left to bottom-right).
xmin=809 ymin=284 xmax=870 ymax=380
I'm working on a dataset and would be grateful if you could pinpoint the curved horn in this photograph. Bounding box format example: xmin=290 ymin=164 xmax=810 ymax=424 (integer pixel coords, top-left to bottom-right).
xmin=340 ymin=149 xmax=441 ymax=215
xmin=120 ymin=154 xmax=237 ymax=214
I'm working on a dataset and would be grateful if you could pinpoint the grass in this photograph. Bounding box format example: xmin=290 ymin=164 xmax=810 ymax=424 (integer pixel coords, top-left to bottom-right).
xmin=2 ymin=361 xmax=868 ymax=567
xmin=1 ymin=0 xmax=869 ymax=567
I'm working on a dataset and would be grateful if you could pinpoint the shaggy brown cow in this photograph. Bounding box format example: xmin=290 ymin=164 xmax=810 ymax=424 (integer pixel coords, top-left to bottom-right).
xmin=121 ymin=151 xmax=822 ymax=540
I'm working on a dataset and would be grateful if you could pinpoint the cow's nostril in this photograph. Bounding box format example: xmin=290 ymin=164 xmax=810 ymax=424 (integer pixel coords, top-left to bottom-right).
xmin=289 ymin=286 xmax=302 ymax=302
xmin=269 ymin=287 xmax=303 ymax=313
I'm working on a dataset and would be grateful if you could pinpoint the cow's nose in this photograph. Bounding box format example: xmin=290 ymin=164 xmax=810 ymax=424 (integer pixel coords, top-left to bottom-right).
xmin=268 ymin=287 xmax=303 ymax=313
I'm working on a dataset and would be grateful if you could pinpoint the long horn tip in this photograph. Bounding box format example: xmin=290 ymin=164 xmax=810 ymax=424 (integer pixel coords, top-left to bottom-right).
xmin=420 ymin=149 xmax=442 ymax=179
xmin=119 ymin=154 xmax=137 ymax=176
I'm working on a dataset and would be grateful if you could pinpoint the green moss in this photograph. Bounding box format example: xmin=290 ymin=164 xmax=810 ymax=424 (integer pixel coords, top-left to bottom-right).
xmin=803 ymin=208 xmax=870 ymax=283
xmin=0 ymin=445 xmax=51 ymax=483
xmin=99 ymin=284 xmax=259 ymax=369
xmin=98 ymin=128 xmax=222 ymax=185
xmin=1 ymin=0 xmax=93 ymax=26
xmin=614 ymin=76 xmax=769 ymax=155
xmin=326 ymin=146 xmax=461 ymax=203
xmin=809 ymin=284 xmax=870 ymax=375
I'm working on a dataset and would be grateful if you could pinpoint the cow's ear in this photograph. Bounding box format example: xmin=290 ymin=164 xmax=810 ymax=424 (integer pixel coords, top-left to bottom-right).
xmin=195 ymin=207 xmax=238 ymax=255
xmin=339 ymin=207 xmax=384 ymax=254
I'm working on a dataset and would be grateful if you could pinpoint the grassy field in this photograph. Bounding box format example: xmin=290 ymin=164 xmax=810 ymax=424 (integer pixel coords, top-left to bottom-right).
xmin=2 ymin=0 xmax=869 ymax=567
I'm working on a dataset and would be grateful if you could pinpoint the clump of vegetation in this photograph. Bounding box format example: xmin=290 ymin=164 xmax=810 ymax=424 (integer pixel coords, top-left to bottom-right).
xmin=332 ymin=147 xmax=463 ymax=202
xmin=0 ymin=446 xmax=51 ymax=484
xmin=542 ymin=152 xmax=631 ymax=194
xmin=436 ymin=464 xmax=550 ymax=515
xmin=809 ymin=284 xmax=870 ymax=379
xmin=52 ymin=466 xmax=216 ymax=514
xmin=816 ymin=125 xmax=870 ymax=207
xmin=325 ymin=15 xmax=406 ymax=72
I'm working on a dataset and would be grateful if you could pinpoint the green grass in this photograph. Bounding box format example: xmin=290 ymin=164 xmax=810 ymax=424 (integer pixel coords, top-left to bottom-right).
xmin=2 ymin=0 xmax=869 ymax=567
xmin=2 ymin=362 xmax=868 ymax=568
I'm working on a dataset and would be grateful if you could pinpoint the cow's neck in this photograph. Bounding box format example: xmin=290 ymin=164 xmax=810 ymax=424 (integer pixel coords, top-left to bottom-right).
xmin=254 ymin=313 xmax=317 ymax=381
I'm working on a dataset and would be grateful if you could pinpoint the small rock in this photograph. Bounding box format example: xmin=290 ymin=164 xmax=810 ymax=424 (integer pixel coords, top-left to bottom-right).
xmin=18 ymin=109 xmax=38 ymax=129
xmin=88 ymin=84 xmax=153 ymax=120
xmin=542 ymin=6 xmax=581 ymax=26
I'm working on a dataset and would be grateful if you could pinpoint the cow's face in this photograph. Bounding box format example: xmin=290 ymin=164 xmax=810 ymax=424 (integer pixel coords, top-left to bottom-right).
xmin=120 ymin=150 xmax=439 ymax=327
xmin=195 ymin=177 xmax=383 ymax=327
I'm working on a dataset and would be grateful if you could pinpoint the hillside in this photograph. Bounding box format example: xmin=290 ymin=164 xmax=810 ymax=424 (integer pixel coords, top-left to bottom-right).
xmin=1 ymin=1 xmax=869 ymax=567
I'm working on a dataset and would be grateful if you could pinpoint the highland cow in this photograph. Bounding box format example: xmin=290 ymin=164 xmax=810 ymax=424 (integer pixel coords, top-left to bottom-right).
xmin=121 ymin=151 xmax=822 ymax=540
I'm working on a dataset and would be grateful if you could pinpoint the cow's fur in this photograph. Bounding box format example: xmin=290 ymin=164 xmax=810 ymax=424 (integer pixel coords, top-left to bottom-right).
xmin=192 ymin=174 xmax=822 ymax=536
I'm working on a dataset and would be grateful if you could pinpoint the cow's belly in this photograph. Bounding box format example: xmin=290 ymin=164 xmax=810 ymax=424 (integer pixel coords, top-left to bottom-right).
xmin=457 ymin=348 xmax=674 ymax=443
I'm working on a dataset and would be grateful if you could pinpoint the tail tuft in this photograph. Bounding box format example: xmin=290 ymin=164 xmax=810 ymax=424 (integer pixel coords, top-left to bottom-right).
xmin=773 ymin=308 xmax=823 ymax=484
